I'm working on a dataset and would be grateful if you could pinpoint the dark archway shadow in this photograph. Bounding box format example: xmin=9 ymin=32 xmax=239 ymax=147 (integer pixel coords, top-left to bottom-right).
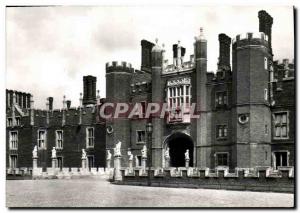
xmin=165 ymin=132 xmax=194 ymax=167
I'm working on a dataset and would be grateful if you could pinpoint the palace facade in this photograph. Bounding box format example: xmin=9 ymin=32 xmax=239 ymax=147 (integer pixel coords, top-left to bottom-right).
xmin=6 ymin=10 xmax=295 ymax=171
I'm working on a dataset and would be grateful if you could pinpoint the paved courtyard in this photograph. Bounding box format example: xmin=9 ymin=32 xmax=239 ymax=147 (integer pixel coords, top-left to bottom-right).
xmin=6 ymin=178 xmax=294 ymax=208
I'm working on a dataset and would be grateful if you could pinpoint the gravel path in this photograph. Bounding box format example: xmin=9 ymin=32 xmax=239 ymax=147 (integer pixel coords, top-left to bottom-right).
xmin=6 ymin=178 xmax=294 ymax=208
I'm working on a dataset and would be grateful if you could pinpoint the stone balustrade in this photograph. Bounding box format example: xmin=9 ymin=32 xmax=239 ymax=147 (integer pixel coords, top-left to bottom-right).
xmin=116 ymin=166 xmax=294 ymax=193
xmin=6 ymin=167 xmax=112 ymax=180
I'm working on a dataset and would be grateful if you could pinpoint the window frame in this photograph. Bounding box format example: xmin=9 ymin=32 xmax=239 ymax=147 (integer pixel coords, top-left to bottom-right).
xmin=272 ymin=150 xmax=289 ymax=169
xmin=9 ymin=131 xmax=18 ymax=150
xmin=15 ymin=116 xmax=21 ymax=126
xmin=86 ymin=127 xmax=95 ymax=148
xmin=136 ymin=130 xmax=146 ymax=144
xmin=216 ymin=125 xmax=228 ymax=139
xmin=9 ymin=154 xmax=18 ymax=169
xmin=55 ymin=130 xmax=63 ymax=150
xmin=37 ymin=129 xmax=47 ymax=150
xmin=167 ymin=84 xmax=191 ymax=109
xmin=7 ymin=117 xmax=13 ymax=127
xmin=215 ymin=152 xmax=229 ymax=167
xmin=273 ymin=111 xmax=289 ymax=140
xmin=215 ymin=91 xmax=228 ymax=107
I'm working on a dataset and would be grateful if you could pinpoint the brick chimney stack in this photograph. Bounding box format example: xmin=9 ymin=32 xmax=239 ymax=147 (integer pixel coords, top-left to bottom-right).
xmin=66 ymin=100 xmax=71 ymax=109
xmin=258 ymin=10 xmax=273 ymax=52
xmin=141 ymin=39 xmax=155 ymax=72
xmin=83 ymin=75 xmax=97 ymax=106
xmin=218 ymin=33 xmax=231 ymax=70
xmin=48 ymin=97 xmax=53 ymax=110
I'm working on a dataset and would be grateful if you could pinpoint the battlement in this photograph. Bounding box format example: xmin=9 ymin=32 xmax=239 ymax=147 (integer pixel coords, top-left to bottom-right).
xmin=162 ymin=55 xmax=195 ymax=74
xmin=106 ymin=61 xmax=134 ymax=73
xmin=232 ymin=32 xmax=269 ymax=47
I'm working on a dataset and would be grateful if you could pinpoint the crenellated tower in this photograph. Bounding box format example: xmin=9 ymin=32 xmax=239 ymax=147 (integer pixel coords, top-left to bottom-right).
xmin=232 ymin=31 xmax=272 ymax=167
xmin=105 ymin=61 xmax=133 ymax=164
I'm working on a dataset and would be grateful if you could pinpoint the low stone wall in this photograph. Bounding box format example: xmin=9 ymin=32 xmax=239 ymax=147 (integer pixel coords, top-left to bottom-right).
xmin=116 ymin=167 xmax=294 ymax=193
xmin=34 ymin=167 xmax=114 ymax=180
xmin=6 ymin=167 xmax=113 ymax=180
xmin=6 ymin=167 xmax=33 ymax=180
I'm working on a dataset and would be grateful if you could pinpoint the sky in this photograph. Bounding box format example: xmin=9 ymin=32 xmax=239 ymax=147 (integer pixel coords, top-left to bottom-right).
xmin=6 ymin=6 xmax=294 ymax=109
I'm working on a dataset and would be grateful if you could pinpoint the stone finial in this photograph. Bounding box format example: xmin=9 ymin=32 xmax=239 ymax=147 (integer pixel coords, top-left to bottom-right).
xmin=63 ymin=95 xmax=66 ymax=109
xmin=195 ymin=27 xmax=206 ymax=41
xmin=152 ymin=38 xmax=162 ymax=52
xmin=79 ymin=93 xmax=83 ymax=107
xmin=46 ymin=97 xmax=49 ymax=110
xmin=96 ymin=90 xmax=100 ymax=105
xmin=200 ymin=27 xmax=205 ymax=39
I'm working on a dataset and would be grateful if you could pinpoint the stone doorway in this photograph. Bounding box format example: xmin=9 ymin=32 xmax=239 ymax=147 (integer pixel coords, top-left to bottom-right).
xmin=164 ymin=132 xmax=194 ymax=167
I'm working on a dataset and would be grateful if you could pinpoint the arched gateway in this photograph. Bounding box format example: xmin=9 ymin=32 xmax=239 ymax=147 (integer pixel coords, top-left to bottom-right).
xmin=163 ymin=132 xmax=194 ymax=167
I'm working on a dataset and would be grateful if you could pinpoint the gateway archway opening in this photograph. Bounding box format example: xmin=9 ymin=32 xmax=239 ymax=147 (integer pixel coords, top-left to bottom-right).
xmin=165 ymin=132 xmax=194 ymax=167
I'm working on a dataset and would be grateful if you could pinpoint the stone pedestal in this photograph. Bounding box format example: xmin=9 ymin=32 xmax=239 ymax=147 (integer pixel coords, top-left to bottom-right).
xmin=106 ymin=159 xmax=111 ymax=169
xmin=51 ymin=157 xmax=57 ymax=176
xmin=32 ymin=157 xmax=38 ymax=177
xmin=114 ymin=155 xmax=122 ymax=181
xmin=141 ymin=157 xmax=147 ymax=170
xmin=33 ymin=157 xmax=38 ymax=169
xmin=129 ymin=159 xmax=133 ymax=169
xmin=185 ymin=159 xmax=190 ymax=168
xmin=82 ymin=158 xmax=87 ymax=170
xmin=52 ymin=158 xmax=57 ymax=169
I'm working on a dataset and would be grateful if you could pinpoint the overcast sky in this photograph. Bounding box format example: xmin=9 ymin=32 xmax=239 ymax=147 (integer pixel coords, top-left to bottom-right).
xmin=6 ymin=6 xmax=294 ymax=109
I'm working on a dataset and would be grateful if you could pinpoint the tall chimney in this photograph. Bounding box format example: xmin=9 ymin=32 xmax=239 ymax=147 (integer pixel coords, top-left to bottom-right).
xmin=141 ymin=40 xmax=155 ymax=72
xmin=173 ymin=42 xmax=186 ymax=67
xmin=218 ymin=33 xmax=231 ymax=70
xmin=48 ymin=97 xmax=53 ymax=110
xmin=66 ymin=100 xmax=71 ymax=109
xmin=83 ymin=75 xmax=97 ymax=106
xmin=258 ymin=10 xmax=273 ymax=51
xmin=96 ymin=90 xmax=100 ymax=105
xmin=173 ymin=44 xmax=178 ymax=66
